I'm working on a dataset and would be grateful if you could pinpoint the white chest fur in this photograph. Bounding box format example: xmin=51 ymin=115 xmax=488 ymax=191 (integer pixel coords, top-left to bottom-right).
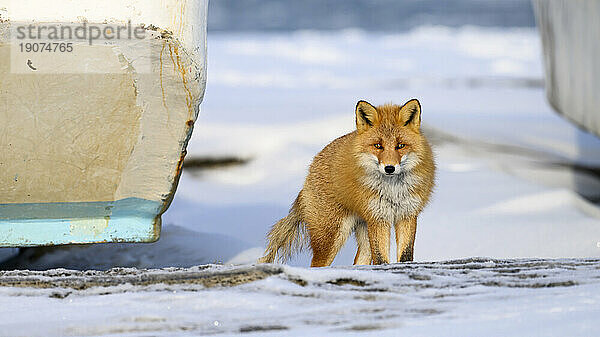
xmin=365 ymin=173 xmax=423 ymax=224
xmin=358 ymin=153 xmax=424 ymax=224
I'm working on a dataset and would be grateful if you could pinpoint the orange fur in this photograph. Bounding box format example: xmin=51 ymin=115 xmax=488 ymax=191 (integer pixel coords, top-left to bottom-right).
xmin=259 ymin=99 xmax=435 ymax=266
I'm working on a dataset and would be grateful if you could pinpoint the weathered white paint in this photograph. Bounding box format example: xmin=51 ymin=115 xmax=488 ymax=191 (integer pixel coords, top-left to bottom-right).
xmin=0 ymin=0 xmax=208 ymax=246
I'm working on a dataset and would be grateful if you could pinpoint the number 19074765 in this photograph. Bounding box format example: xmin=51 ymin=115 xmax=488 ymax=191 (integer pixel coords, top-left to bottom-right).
xmin=19 ymin=43 xmax=73 ymax=53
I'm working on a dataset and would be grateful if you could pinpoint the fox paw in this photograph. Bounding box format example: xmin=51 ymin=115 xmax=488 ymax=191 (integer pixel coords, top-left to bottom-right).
xmin=398 ymin=250 xmax=414 ymax=262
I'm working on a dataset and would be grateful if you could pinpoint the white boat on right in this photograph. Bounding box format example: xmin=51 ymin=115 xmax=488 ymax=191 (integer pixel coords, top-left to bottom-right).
xmin=533 ymin=0 xmax=600 ymax=137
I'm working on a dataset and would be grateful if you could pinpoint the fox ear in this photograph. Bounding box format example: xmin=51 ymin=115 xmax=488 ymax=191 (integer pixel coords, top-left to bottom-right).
xmin=399 ymin=99 xmax=421 ymax=131
xmin=355 ymin=100 xmax=378 ymax=132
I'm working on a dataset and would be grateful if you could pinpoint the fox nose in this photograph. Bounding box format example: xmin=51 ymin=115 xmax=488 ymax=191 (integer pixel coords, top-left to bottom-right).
xmin=384 ymin=165 xmax=395 ymax=174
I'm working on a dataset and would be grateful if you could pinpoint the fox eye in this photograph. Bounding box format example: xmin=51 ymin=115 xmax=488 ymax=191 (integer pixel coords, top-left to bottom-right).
xmin=396 ymin=144 xmax=406 ymax=150
xmin=374 ymin=143 xmax=383 ymax=150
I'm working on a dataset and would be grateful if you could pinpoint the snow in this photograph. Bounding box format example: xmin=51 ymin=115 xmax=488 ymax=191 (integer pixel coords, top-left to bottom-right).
xmin=162 ymin=26 xmax=600 ymax=266
xmin=0 ymin=259 xmax=599 ymax=336
xmin=2 ymin=24 xmax=600 ymax=335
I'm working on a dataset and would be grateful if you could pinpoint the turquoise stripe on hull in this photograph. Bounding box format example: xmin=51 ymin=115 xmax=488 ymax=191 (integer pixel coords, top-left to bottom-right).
xmin=0 ymin=198 xmax=162 ymax=247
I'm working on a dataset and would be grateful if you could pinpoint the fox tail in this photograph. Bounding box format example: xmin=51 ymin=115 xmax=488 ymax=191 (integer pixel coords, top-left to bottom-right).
xmin=258 ymin=195 xmax=305 ymax=263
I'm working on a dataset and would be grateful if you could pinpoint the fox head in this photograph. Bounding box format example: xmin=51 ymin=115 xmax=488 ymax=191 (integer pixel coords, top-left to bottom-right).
xmin=354 ymin=99 xmax=426 ymax=176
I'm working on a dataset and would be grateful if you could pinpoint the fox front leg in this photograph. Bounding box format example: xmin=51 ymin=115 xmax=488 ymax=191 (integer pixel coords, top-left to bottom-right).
xmin=395 ymin=217 xmax=417 ymax=262
xmin=366 ymin=219 xmax=391 ymax=265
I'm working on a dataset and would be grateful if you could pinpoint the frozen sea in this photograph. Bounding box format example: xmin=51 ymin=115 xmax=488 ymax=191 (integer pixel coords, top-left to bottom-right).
xmin=2 ymin=24 xmax=600 ymax=336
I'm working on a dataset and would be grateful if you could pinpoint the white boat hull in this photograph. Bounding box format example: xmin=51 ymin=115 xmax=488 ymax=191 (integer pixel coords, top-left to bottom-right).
xmin=0 ymin=0 xmax=208 ymax=246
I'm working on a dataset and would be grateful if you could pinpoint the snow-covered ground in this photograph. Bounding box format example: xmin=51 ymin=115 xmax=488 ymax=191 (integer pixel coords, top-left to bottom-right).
xmin=1 ymin=259 xmax=599 ymax=336
xmin=168 ymin=27 xmax=600 ymax=266
xmin=2 ymin=26 xmax=600 ymax=335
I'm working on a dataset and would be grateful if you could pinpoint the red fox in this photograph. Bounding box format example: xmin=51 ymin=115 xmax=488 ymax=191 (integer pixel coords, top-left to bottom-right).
xmin=259 ymin=99 xmax=435 ymax=267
